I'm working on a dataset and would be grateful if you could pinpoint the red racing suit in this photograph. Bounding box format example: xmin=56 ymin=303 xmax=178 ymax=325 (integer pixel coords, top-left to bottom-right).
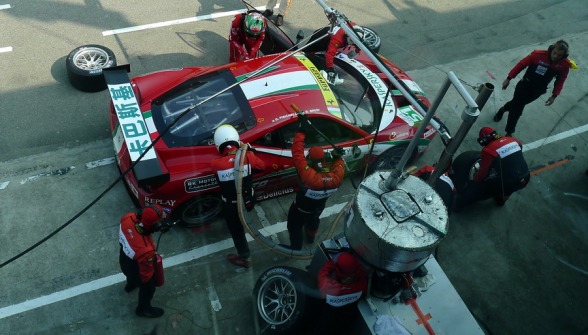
xmin=474 ymin=136 xmax=529 ymax=200
xmin=119 ymin=213 xmax=157 ymax=283
xmin=210 ymin=144 xmax=265 ymax=205
xmin=210 ymin=143 xmax=265 ymax=258
xmin=229 ymin=14 xmax=266 ymax=62
xmin=475 ymin=137 xmax=527 ymax=182
xmin=286 ymin=131 xmax=344 ymax=249
xmin=291 ymin=131 xmax=344 ymax=212
xmin=318 ymin=257 xmax=368 ymax=307
xmin=325 ymin=22 xmax=359 ymax=69
xmin=507 ymin=50 xmax=570 ymax=96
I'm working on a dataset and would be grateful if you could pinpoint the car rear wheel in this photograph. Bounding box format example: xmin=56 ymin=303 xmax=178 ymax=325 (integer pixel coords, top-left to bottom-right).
xmin=66 ymin=44 xmax=116 ymax=92
xmin=177 ymin=195 xmax=222 ymax=228
xmin=254 ymin=266 xmax=318 ymax=335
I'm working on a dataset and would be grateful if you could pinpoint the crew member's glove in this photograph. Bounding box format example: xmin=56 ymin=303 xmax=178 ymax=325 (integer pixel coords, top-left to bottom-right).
xmin=331 ymin=146 xmax=344 ymax=159
xmin=297 ymin=113 xmax=309 ymax=133
xmin=326 ymin=68 xmax=336 ymax=84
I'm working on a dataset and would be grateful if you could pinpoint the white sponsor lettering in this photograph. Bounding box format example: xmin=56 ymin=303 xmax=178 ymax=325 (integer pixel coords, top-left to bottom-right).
xmin=144 ymin=197 xmax=176 ymax=207
xmin=216 ymin=164 xmax=252 ymax=182
xmin=108 ymin=83 xmax=157 ymax=162
xmin=119 ymin=226 xmax=135 ymax=259
xmin=535 ymin=65 xmax=547 ymax=76
xmin=496 ymin=142 xmax=521 ymax=158
xmin=305 ymin=188 xmax=338 ymax=200
xmin=260 ymin=187 xmax=295 ymax=200
xmin=326 ymin=291 xmax=362 ymax=307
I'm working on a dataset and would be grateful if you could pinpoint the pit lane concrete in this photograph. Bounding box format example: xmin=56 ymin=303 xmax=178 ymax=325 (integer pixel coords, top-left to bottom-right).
xmin=1 ymin=1 xmax=588 ymax=334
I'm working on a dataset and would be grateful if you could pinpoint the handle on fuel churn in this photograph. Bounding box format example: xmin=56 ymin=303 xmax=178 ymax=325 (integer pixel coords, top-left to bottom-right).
xmin=291 ymin=104 xmax=338 ymax=149
xmin=234 ymin=141 xmax=314 ymax=259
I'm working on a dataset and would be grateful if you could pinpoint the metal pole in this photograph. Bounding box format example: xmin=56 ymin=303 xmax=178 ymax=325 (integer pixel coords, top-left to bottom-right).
xmin=427 ymin=81 xmax=494 ymax=185
xmin=313 ymin=0 xmax=450 ymax=141
xmin=384 ymin=86 xmax=447 ymax=190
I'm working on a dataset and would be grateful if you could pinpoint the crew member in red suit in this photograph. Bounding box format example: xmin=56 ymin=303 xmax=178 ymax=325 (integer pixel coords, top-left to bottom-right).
xmin=455 ymin=127 xmax=530 ymax=210
xmin=493 ymin=40 xmax=571 ymax=136
xmin=119 ymin=204 xmax=165 ymax=318
xmin=211 ymin=124 xmax=265 ymax=268
xmin=324 ymin=22 xmax=364 ymax=83
xmin=229 ymin=11 xmax=266 ymax=62
xmin=315 ymin=251 xmax=368 ymax=335
xmin=286 ymin=113 xmax=345 ymax=250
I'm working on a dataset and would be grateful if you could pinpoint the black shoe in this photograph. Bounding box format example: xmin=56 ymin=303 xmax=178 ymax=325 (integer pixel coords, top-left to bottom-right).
xmin=262 ymin=9 xmax=273 ymax=17
xmin=275 ymin=15 xmax=284 ymax=26
xmin=493 ymin=107 xmax=505 ymax=122
xmin=136 ymin=306 xmax=164 ymax=318
xmin=505 ymin=132 xmax=513 ymax=137
xmin=124 ymin=282 xmax=138 ymax=293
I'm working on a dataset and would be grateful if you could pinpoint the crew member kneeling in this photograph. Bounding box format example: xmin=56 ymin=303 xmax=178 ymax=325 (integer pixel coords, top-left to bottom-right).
xmin=314 ymin=251 xmax=368 ymax=335
xmin=456 ymin=127 xmax=530 ymax=210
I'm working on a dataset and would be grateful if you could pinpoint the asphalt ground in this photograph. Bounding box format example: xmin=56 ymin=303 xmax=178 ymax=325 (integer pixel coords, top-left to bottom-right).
xmin=1 ymin=1 xmax=588 ymax=335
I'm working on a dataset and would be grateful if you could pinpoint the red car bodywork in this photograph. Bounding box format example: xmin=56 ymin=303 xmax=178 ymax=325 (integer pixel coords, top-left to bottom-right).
xmin=108 ymin=47 xmax=435 ymax=226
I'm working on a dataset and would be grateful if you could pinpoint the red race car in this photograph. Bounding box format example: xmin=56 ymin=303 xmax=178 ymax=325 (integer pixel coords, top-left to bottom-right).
xmin=94 ymin=25 xmax=436 ymax=227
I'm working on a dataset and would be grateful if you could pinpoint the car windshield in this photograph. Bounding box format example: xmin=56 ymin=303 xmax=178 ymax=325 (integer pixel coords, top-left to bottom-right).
xmin=306 ymin=54 xmax=383 ymax=133
xmin=151 ymin=69 xmax=256 ymax=147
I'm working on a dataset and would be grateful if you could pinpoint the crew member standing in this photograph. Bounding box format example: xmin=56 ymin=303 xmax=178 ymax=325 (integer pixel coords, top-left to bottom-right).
xmin=323 ymin=23 xmax=364 ymax=84
xmin=262 ymin=0 xmax=292 ymax=26
xmin=229 ymin=11 xmax=266 ymax=62
xmin=494 ymin=40 xmax=571 ymax=136
xmin=286 ymin=114 xmax=345 ymax=250
xmin=315 ymin=251 xmax=368 ymax=335
xmin=119 ymin=205 xmax=166 ymax=318
xmin=211 ymin=124 xmax=265 ymax=268
xmin=455 ymin=127 xmax=530 ymax=210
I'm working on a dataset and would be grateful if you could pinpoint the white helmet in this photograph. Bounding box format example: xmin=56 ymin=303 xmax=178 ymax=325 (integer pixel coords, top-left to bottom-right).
xmin=214 ymin=124 xmax=240 ymax=152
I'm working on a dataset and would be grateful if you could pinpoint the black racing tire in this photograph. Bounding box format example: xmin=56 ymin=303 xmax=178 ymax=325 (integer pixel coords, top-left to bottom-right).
xmin=176 ymin=195 xmax=222 ymax=228
xmin=451 ymin=151 xmax=481 ymax=192
xmin=368 ymin=145 xmax=412 ymax=175
xmin=254 ymin=266 xmax=319 ymax=335
xmin=361 ymin=27 xmax=381 ymax=53
xmin=66 ymin=44 xmax=117 ymax=92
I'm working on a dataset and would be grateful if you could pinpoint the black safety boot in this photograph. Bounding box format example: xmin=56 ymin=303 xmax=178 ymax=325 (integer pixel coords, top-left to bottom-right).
xmin=136 ymin=306 xmax=164 ymax=318
xmin=493 ymin=107 xmax=505 ymax=122
xmin=124 ymin=282 xmax=137 ymax=293
xmin=262 ymin=9 xmax=273 ymax=17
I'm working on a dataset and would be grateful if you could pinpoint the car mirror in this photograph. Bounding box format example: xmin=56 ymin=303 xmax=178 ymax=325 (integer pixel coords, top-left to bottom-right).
xmin=352 ymin=143 xmax=361 ymax=158
xmin=296 ymin=30 xmax=304 ymax=44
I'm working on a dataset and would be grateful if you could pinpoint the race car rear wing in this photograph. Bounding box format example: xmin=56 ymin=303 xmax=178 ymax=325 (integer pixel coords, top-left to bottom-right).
xmin=103 ymin=65 xmax=168 ymax=186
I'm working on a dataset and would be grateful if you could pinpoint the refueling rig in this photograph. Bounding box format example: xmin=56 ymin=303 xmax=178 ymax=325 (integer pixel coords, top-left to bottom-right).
xmin=235 ymin=1 xmax=494 ymax=333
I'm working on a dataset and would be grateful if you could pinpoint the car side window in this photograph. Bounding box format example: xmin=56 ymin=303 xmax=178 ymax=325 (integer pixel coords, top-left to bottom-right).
xmin=252 ymin=131 xmax=282 ymax=147
xmin=278 ymin=117 xmax=361 ymax=149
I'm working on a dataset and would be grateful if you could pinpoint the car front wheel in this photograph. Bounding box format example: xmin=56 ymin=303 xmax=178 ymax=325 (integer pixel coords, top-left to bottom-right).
xmin=177 ymin=195 xmax=222 ymax=228
xmin=361 ymin=27 xmax=381 ymax=53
